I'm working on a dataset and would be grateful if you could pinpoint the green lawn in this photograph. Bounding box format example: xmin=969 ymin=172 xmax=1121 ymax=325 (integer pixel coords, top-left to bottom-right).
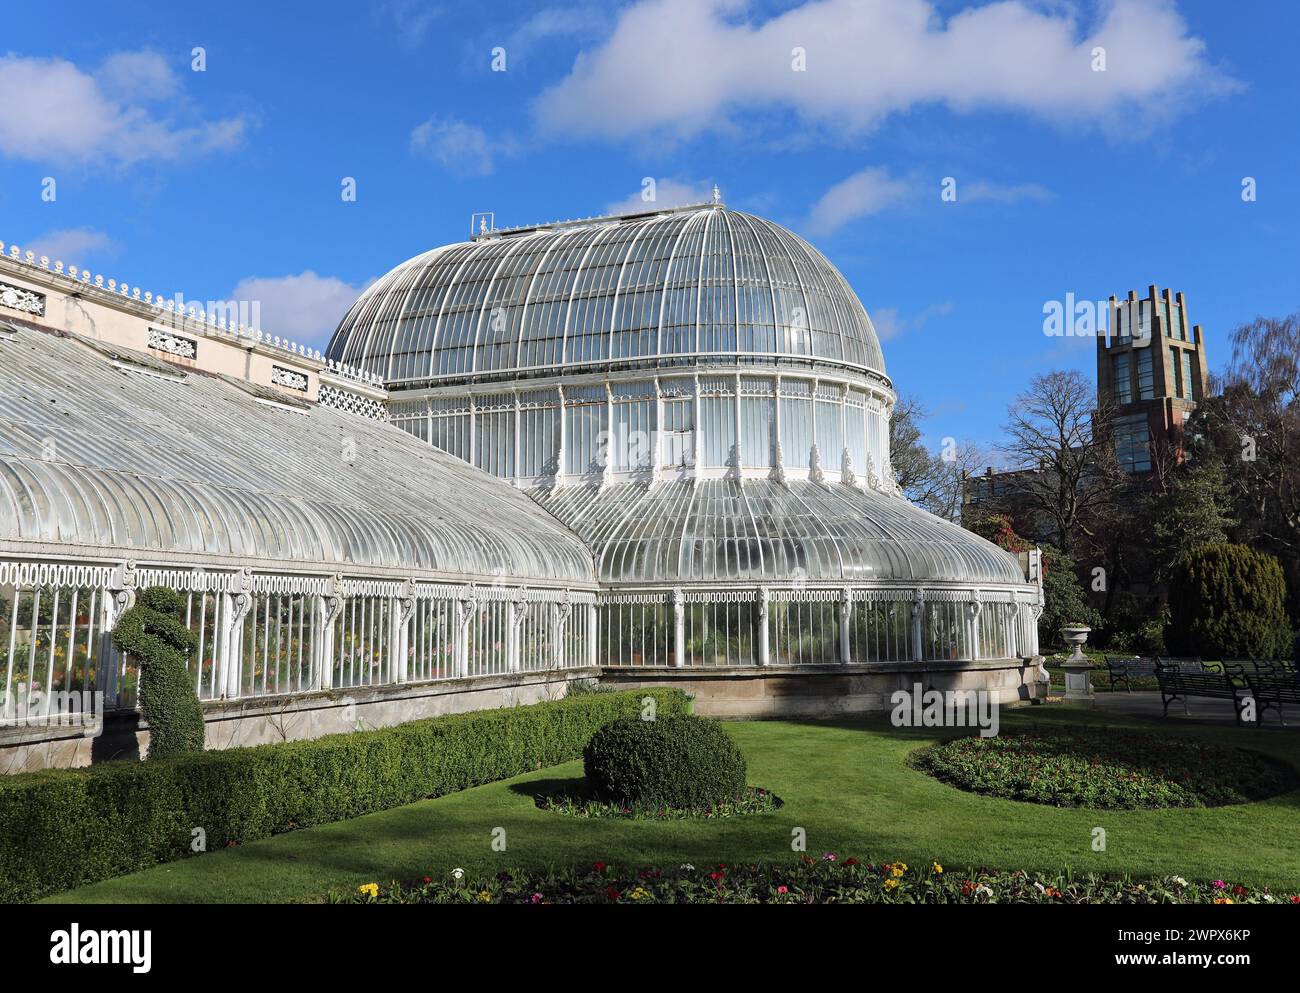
xmin=44 ymin=706 xmax=1300 ymax=904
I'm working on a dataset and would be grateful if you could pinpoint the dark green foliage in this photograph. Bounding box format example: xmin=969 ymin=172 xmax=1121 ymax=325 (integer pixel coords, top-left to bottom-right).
xmin=1151 ymin=455 xmax=1236 ymax=582
xmin=0 ymin=688 xmax=688 ymax=903
xmin=1038 ymin=544 xmax=1100 ymax=649
xmin=583 ymin=716 xmax=747 ymax=810
xmin=914 ymin=729 xmax=1297 ymax=809
xmin=1099 ymin=593 xmax=1168 ymax=655
xmin=111 ymin=587 xmax=204 ymax=759
xmin=1166 ymin=544 xmax=1293 ymax=660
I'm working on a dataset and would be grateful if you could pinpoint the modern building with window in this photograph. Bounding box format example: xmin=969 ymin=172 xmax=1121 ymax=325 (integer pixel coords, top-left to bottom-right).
xmin=0 ymin=198 xmax=1043 ymax=769
xmin=1097 ymin=286 xmax=1210 ymax=475
xmin=964 ymin=284 xmax=1212 ymax=515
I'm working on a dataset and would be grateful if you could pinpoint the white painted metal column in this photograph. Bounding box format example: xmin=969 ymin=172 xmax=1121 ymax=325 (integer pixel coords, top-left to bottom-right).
xmin=839 ymin=587 xmax=852 ymax=664
xmin=672 ymin=588 xmax=685 ymax=668
xmin=316 ymin=592 xmax=340 ymax=690
xmin=968 ymin=600 xmax=982 ymax=662
xmin=507 ymin=597 xmax=525 ymax=672
xmin=756 ymin=586 xmax=770 ymax=667
xmin=455 ymin=591 xmax=474 ymax=678
xmin=392 ymin=586 xmax=415 ymax=683
xmin=96 ymin=588 xmax=131 ymax=710
xmin=911 ymin=593 xmax=924 ymax=663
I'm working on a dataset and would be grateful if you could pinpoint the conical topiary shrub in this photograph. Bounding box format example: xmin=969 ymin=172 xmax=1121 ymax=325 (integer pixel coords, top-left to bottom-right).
xmin=1165 ymin=543 xmax=1293 ymax=661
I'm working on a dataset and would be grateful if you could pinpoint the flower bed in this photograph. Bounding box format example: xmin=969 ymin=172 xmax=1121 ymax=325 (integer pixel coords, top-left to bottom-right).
xmin=331 ymin=856 xmax=1300 ymax=904
xmin=537 ymin=786 xmax=781 ymax=820
xmin=911 ymin=729 xmax=1298 ymax=809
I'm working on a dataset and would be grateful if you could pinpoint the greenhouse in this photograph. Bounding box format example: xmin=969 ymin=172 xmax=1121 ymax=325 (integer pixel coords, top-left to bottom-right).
xmin=327 ymin=200 xmax=1044 ymax=673
xmin=0 ymin=199 xmax=1043 ymax=768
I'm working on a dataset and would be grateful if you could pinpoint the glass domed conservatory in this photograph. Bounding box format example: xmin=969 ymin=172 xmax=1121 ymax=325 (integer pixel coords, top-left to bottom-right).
xmin=327 ymin=200 xmax=1043 ymax=679
xmin=0 ymin=199 xmax=1044 ymax=770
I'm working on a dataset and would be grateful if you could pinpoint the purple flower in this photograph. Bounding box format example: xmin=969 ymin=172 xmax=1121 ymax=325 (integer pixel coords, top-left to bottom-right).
xmin=1212 ymin=880 xmax=1226 ymax=890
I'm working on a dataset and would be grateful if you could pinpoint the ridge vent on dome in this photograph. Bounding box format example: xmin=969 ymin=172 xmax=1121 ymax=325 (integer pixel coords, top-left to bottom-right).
xmin=473 ymin=200 xmax=721 ymax=242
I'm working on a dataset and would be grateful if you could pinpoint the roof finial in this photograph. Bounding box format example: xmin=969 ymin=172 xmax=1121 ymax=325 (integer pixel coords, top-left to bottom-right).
xmin=711 ymin=184 xmax=722 ymax=205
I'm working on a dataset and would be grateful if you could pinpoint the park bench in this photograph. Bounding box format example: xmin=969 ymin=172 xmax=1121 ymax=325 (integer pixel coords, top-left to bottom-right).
xmin=1242 ymin=670 xmax=1300 ymax=726
xmin=1223 ymin=658 xmax=1296 ymax=685
xmin=1155 ymin=660 xmax=1247 ymax=724
xmin=1155 ymin=656 xmax=1205 ymax=673
xmin=1102 ymin=656 xmax=1158 ymax=692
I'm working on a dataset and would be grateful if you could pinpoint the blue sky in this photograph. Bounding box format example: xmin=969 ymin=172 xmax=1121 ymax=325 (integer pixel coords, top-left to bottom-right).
xmin=2 ymin=0 xmax=1296 ymax=459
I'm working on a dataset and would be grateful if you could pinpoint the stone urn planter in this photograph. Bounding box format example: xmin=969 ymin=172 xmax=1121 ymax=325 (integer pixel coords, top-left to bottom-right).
xmin=1059 ymin=624 xmax=1094 ymax=704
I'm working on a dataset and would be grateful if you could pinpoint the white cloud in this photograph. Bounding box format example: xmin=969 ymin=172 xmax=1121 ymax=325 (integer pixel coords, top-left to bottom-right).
xmin=959 ymin=181 xmax=1053 ymax=204
xmin=95 ymin=50 xmax=180 ymax=103
xmin=377 ymin=0 xmax=444 ymax=47
xmin=0 ymin=52 xmax=248 ymax=166
xmin=604 ymin=178 xmax=715 ymax=215
xmin=25 ymin=228 xmax=121 ymax=266
xmin=410 ymin=117 xmax=509 ymax=176
xmin=229 ymin=272 xmax=366 ymax=347
xmin=806 ymin=167 xmax=910 ymax=236
xmin=504 ymin=5 xmax=613 ymax=57
xmin=535 ymin=0 xmax=1236 ymax=141
xmin=871 ymin=301 xmax=954 ymax=341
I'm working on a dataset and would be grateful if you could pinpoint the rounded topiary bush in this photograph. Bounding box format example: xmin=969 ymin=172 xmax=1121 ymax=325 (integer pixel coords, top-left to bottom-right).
xmin=1165 ymin=543 xmax=1293 ymax=660
xmin=583 ymin=716 xmax=746 ymax=810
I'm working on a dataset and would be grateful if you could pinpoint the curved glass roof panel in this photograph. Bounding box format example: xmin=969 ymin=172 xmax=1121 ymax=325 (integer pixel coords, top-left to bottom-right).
xmin=529 ymin=479 xmax=1027 ymax=587
xmin=0 ymin=325 xmax=595 ymax=587
xmin=326 ymin=206 xmax=886 ymax=387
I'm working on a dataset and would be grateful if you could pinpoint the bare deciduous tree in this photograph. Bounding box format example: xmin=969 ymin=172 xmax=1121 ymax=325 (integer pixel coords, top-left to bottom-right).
xmin=1000 ymin=369 xmax=1120 ymax=554
xmin=890 ymin=394 xmax=986 ymax=522
xmin=1224 ymin=313 xmax=1300 ymax=556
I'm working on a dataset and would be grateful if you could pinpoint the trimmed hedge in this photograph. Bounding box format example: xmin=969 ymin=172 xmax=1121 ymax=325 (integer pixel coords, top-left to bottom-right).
xmin=583 ymin=716 xmax=747 ymax=810
xmin=0 ymin=688 xmax=688 ymax=903
xmin=112 ymin=587 xmax=204 ymax=759
xmin=1166 ymin=543 xmax=1294 ymax=660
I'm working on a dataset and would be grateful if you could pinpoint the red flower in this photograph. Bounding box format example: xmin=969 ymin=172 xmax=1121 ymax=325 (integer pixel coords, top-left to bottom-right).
xmin=605 ymin=887 xmax=621 ymax=901
xmin=422 ymin=876 xmax=432 ymax=884
xmin=1291 ymin=895 xmax=1300 ymax=905
xmin=1232 ymin=885 xmax=1248 ymax=897
xmin=593 ymin=862 xmax=607 ymax=873
xmin=845 ymin=858 xmax=859 ymax=866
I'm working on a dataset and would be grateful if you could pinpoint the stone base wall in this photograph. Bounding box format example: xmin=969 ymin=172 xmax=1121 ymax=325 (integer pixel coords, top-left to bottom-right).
xmin=0 ymin=668 xmax=600 ymax=774
xmin=600 ymin=658 xmax=1050 ymax=719
xmin=0 ymin=659 xmax=1049 ymax=773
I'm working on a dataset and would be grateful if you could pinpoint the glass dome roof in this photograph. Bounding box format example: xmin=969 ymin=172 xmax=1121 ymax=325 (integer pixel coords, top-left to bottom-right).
xmin=531 ymin=479 xmax=1028 ymax=587
xmin=326 ymin=204 xmax=887 ymax=388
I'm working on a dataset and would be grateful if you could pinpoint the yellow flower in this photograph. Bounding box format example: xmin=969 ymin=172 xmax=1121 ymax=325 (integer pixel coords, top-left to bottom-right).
xmin=884 ymin=878 xmax=900 ymax=891
xmin=477 ymin=890 xmax=492 ymax=903
xmin=357 ymin=882 xmax=379 ymax=899
xmin=629 ymin=886 xmax=650 ymax=901
xmin=932 ymin=862 xmax=944 ymax=874
xmin=1214 ymin=897 xmax=1233 ymax=905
